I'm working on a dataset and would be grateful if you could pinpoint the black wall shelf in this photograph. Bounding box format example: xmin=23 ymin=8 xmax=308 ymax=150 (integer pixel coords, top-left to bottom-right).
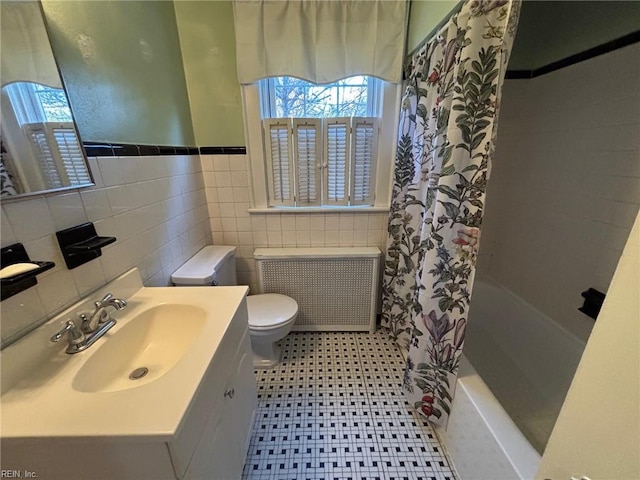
xmin=56 ymin=223 xmax=116 ymax=270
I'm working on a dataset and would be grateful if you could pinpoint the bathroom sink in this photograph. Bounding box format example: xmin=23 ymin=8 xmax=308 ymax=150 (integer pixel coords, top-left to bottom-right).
xmin=72 ymin=304 xmax=206 ymax=393
xmin=1 ymin=267 xmax=249 ymax=440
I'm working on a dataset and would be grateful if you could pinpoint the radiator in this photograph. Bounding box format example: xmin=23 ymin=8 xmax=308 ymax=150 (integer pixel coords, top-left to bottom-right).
xmin=255 ymin=247 xmax=381 ymax=333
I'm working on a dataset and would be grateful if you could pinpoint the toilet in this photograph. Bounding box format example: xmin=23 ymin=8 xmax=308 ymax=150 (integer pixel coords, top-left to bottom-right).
xmin=171 ymin=246 xmax=298 ymax=368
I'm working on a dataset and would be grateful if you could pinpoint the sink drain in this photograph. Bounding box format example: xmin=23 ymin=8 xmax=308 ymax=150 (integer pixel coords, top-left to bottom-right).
xmin=129 ymin=367 xmax=149 ymax=380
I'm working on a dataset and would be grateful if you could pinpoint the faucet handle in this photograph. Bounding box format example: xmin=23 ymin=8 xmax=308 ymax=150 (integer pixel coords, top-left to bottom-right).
xmin=51 ymin=320 xmax=85 ymax=346
xmin=95 ymin=293 xmax=113 ymax=308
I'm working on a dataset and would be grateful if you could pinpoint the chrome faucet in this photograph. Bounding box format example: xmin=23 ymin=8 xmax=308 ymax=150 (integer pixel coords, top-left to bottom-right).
xmin=50 ymin=292 xmax=127 ymax=354
xmin=50 ymin=320 xmax=85 ymax=350
xmin=82 ymin=293 xmax=127 ymax=333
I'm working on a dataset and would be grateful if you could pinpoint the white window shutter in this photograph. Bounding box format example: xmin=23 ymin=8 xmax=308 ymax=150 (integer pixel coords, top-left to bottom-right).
xmin=350 ymin=117 xmax=378 ymax=206
xmin=293 ymin=119 xmax=322 ymax=206
xmin=264 ymin=119 xmax=295 ymax=206
xmin=51 ymin=123 xmax=91 ymax=186
xmin=24 ymin=122 xmax=89 ymax=189
xmin=23 ymin=123 xmax=63 ymax=189
xmin=323 ymin=118 xmax=350 ymax=206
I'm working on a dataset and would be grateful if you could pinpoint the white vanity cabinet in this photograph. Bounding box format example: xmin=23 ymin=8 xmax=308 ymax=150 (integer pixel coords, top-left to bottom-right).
xmin=183 ymin=348 xmax=256 ymax=479
xmin=170 ymin=299 xmax=258 ymax=480
xmin=1 ymin=279 xmax=257 ymax=480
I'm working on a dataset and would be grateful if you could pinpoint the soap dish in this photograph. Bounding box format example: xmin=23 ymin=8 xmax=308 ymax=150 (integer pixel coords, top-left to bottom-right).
xmin=0 ymin=243 xmax=55 ymax=301
xmin=56 ymin=222 xmax=117 ymax=270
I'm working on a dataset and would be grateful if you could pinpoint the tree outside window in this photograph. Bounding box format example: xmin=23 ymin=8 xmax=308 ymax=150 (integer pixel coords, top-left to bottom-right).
xmin=265 ymin=76 xmax=371 ymax=118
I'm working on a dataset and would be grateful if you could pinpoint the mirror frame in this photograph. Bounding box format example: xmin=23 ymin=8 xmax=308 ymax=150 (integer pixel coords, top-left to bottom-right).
xmin=0 ymin=0 xmax=94 ymax=203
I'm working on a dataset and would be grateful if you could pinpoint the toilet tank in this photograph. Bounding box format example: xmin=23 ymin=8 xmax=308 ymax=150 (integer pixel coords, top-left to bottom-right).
xmin=171 ymin=246 xmax=237 ymax=286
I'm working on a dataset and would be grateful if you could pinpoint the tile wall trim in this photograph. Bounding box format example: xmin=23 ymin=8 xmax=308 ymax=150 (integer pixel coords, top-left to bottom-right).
xmin=506 ymin=30 xmax=640 ymax=79
xmin=83 ymin=142 xmax=246 ymax=157
xmin=199 ymin=146 xmax=247 ymax=155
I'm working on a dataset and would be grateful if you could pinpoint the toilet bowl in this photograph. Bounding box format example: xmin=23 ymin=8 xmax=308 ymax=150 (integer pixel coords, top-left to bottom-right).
xmin=247 ymin=293 xmax=298 ymax=368
xmin=171 ymin=246 xmax=298 ymax=368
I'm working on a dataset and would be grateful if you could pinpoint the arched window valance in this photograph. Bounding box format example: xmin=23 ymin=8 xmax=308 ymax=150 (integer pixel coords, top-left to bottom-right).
xmin=233 ymin=0 xmax=408 ymax=85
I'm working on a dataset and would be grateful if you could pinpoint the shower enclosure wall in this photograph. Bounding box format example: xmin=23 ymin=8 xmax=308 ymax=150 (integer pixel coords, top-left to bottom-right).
xmin=447 ymin=41 xmax=639 ymax=474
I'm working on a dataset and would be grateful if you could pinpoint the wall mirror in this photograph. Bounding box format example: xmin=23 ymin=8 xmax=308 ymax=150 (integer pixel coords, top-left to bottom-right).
xmin=0 ymin=0 xmax=92 ymax=200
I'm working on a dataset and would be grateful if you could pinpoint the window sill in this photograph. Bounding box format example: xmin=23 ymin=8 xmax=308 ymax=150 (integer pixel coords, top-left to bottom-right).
xmin=248 ymin=206 xmax=390 ymax=214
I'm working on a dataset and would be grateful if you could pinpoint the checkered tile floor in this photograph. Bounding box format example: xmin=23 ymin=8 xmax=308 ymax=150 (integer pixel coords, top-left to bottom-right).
xmin=242 ymin=330 xmax=456 ymax=480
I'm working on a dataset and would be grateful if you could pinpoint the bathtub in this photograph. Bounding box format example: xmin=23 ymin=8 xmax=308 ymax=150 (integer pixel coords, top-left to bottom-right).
xmin=435 ymin=279 xmax=586 ymax=479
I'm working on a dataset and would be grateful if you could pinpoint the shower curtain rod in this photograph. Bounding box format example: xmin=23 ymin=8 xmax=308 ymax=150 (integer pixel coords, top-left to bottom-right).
xmin=406 ymin=1 xmax=463 ymax=59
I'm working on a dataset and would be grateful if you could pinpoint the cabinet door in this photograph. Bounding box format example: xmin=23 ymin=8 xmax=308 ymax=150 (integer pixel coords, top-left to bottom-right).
xmin=184 ymin=346 xmax=257 ymax=479
xmin=169 ymin=313 xmax=248 ymax=478
xmin=184 ymin=415 xmax=229 ymax=480
xmin=233 ymin=341 xmax=258 ymax=455
xmin=225 ymin=350 xmax=258 ymax=471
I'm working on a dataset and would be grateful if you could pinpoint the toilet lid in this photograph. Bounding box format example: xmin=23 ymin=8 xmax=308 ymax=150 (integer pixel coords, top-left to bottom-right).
xmin=247 ymin=294 xmax=298 ymax=329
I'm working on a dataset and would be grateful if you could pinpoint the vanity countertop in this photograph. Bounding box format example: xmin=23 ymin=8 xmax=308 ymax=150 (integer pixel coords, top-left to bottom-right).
xmin=0 ymin=268 xmax=248 ymax=441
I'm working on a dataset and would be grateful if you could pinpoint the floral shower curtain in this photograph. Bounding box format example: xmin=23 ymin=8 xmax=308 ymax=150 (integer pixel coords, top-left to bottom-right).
xmin=381 ymin=0 xmax=520 ymax=425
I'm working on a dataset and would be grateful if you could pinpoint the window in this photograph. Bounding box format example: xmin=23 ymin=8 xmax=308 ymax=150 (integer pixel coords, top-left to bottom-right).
xmin=260 ymin=76 xmax=379 ymax=118
xmin=256 ymin=76 xmax=385 ymax=208
xmin=243 ymin=78 xmax=399 ymax=211
xmin=23 ymin=122 xmax=89 ymax=189
xmin=4 ymin=82 xmax=73 ymax=124
xmin=4 ymin=82 xmax=89 ymax=188
xmin=32 ymin=84 xmax=73 ymax=122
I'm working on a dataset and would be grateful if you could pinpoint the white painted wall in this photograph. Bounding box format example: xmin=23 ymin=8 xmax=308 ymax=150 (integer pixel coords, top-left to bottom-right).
xmin=406 ymin=0 xmax=460 ymax=52
xmin=478 ymin=43 xmax=640 ymax=342
xmin=536 ymin=210 xmax=640 ymax=480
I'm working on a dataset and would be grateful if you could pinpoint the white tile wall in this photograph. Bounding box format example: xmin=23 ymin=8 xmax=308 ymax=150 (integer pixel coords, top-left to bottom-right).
xmin=0 ymin=155 xmax=211 ymax=346
xmin=478 ymin=44 xmax=640 ymax=342
xmin=201 ymin=154 xmax=390 ymax=294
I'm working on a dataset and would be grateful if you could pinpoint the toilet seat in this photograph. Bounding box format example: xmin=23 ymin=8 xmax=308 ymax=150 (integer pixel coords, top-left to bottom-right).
xmin=247 ymin=294 xmax=298 ymax=330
